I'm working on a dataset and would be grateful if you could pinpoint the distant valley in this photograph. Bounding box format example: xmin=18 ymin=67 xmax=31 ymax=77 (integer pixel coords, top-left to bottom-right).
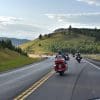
xmin=0 ymin=37 xmax=30 ymax=46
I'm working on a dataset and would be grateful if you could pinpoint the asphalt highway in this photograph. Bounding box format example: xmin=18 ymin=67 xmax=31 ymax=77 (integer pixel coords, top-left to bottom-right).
xmin=0 ymin=58 xmax=53 ymax=100
xmin=0 ymin=56 xmax=100 ymax=100
xmin=26 ymin=57 xmax=100 ymax=100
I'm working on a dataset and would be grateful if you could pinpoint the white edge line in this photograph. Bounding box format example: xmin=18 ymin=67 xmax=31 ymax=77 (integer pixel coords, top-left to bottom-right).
xmin=84 ymin=59 xmax=100 ymax=70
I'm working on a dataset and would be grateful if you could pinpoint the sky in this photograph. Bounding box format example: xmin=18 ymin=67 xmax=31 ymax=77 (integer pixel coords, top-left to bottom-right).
xmin=0 ymin=0 xmax=100 ymax=40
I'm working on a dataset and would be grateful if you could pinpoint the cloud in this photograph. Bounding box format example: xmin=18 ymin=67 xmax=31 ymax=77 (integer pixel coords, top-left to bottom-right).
xmin=0 ymin=16 xmax=23 ymax=24
xmin=0 ymin=23 xmax=46 ymax=40
xmin=0 ymin=16 xmax=45 ymax=33
xmin=0 ymin=23 xmax=42 ymax=33
xmin=45 ymin=12 xmax=100 ymax=25
xmin=0 ymin=16 xmax=48 ymax=40
xmin=76 ymin=0 xmax=100 ymax=6
xmin=45 ymin=12 xmax=100 ymax=30
xmin=45 ymin=12 xmax=100 ymax=18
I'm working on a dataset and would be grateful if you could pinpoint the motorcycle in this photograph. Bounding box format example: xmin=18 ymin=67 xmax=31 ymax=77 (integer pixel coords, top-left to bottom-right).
xmin=76 ymin=56 xmax=82 ymax=63
xmin=54 ymin=57 xmax=68 ymax=76
xmin=66 ymin=55 xmax=70 ymax=61
xmin=72 ymin=53 xmax=75 ymax=57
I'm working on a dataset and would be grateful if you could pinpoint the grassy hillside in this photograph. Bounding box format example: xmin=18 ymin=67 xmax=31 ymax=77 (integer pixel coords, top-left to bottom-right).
xmin=20 ymin=28 xmax=100 ymax=54
xmin=0 ymin=48 xmax=42 ymax=72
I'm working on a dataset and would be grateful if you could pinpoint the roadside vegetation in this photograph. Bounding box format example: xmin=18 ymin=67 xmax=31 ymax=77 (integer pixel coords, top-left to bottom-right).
xmin=0 ymin=48 xmax=42 ymax=72
xmin=0 ymin=39 xmax=44 ymax=72
xmin=0 ymin=39 xmax=27 ymax=56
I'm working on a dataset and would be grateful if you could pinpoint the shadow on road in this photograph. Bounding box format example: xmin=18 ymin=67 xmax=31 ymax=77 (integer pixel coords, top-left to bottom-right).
xmin=54 ymin=72 xmax=75 ymax=78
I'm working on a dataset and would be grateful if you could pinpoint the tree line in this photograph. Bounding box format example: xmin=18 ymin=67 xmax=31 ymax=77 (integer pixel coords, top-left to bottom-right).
xmin=0 ymin=39 xmax=27 ymax=56
xmin=38 ymin=26 xmax=100 ymax=41
xmin=68 ymin=26 xmax=100 ymax=41
xmin=48 ymin=41 xmax=100 ymax=54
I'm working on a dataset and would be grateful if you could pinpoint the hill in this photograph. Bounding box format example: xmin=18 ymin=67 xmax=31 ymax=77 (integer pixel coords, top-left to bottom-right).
xmin=0 ymin=37 xmax=30 ymax=46
xmin=0 ymin=39 xmax=42 ymax=72
xmin=20 ymin=28 xmax=100 ymax=54
xmin=0 ymin=48 xmax=42 ymax=72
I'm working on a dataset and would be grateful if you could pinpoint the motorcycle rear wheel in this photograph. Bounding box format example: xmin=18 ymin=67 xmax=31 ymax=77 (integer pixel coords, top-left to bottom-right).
xmin=59 ymin=71 xmax=64 ymax=76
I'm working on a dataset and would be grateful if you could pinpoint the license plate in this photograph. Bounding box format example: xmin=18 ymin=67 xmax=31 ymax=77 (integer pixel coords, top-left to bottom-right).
xmin=58 ymin=64 xmax=62 ymax=68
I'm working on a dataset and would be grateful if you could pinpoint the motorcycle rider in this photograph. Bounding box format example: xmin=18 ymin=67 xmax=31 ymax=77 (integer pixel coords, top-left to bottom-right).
xmin=72 ymin=51 xmax=75 ymax=57
xmin=76 ymin=51 xmax=82 ymax=58
xmin=76 ymin=51 xmax=82 ymax=62
xmin=55 ymin=50 xmax=67 ymax=64
xmin=65 ymin=53 xmax=70 ymax=61
xmin=54 ymin=51 xmax=68 ymax=76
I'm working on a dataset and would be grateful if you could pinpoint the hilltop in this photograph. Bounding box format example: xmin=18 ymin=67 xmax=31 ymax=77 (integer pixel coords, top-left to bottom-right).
xmin=20 ymin=27 xmax=100 ymax=54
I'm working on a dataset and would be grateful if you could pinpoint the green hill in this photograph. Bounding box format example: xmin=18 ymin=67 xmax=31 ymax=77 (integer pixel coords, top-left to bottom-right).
xmin=20 ymin=28 xmax=100 ymax=54
xmin=0 ymin=48 xmax=41 ymax=72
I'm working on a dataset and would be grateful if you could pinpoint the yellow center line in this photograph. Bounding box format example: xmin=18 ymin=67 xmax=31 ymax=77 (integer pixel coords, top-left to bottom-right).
xmin=14 ymin=70 xmax=55 ymax=100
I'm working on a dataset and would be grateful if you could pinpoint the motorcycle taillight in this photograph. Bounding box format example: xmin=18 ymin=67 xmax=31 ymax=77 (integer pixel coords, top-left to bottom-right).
xmin=58 ymin=64 xmax=62 ymax=68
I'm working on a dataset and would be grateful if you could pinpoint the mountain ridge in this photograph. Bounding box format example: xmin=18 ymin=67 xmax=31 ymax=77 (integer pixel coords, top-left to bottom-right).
xmin=0 ymin=37 xmax=30 ymax=46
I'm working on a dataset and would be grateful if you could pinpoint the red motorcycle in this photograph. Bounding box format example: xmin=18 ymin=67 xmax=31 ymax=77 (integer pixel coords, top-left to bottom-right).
xmin=54 ymin=57 xmax=68 ymax=76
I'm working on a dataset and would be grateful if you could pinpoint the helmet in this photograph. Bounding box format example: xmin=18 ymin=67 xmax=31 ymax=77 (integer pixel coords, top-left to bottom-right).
xmin=58 ymin=51 xmax=62 ymax=55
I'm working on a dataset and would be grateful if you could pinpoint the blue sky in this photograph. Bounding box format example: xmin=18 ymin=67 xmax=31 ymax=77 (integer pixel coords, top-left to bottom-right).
xmin=0 ymin=0 xmax=100 ymax=40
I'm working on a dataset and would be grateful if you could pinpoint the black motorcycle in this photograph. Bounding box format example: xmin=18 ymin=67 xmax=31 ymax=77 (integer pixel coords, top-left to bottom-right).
xmin=76 ymin=56 xmax=82 ymax=63
xmin=72 ymin=53 xmax=75 ymax=57
xmin=66 ymin=55 xmax=70 ymax=61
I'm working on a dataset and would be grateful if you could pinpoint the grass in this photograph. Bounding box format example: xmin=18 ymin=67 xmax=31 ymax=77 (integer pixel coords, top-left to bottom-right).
xmin=83 ymin=54 xmax=100 ymax=61
xmin=0 ymin=48 xmax=43 ymax=72
xmin=20 ymin=32 xmax=98 ymax=54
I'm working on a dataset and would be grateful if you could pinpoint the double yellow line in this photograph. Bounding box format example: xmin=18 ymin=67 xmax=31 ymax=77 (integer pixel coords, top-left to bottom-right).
xmin=14 ymin=70 xmax=55 ymax=100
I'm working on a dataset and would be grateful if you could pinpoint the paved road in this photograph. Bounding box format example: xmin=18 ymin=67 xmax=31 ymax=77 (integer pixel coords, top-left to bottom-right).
xmin=0 ymin=58 xmax=53 ymax=100
xmin=26 ymin=57 xmax=100 ymax=100
xmin=85 ymin=58 xmax=100 ymax=67
xmin=0 ymin=56 xmax=100 ymax=100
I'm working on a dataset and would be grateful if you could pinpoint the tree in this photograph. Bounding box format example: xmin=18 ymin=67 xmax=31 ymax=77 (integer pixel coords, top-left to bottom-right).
xmin=39 ymin=43 xmax=41 ymax=46
xmin=68 ymin=25 xmax=72 ymax=35
xmin=5 ymin=39 xmax=13 ymax=49
xmin=95 ymin=32 xmax=100 ymax=41
xmin=44 ymin=34 xmax=48 ymax=38
xmin=48 ymin=34 xmax=52 ymax=38
xmin=94 ymin=27 xmax=97 ymax=31
xmin=0 ymin=39 xmax=28 ymax=56
xmin=39 ymin=34 xmax=42 ymax=39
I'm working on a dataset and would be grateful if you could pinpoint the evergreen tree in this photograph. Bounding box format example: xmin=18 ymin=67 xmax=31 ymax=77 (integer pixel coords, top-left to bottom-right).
xmin=39 ymin=34 xmax=42 ymax=39
xmin=68 ymin=25 xmax=72 ymax=35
